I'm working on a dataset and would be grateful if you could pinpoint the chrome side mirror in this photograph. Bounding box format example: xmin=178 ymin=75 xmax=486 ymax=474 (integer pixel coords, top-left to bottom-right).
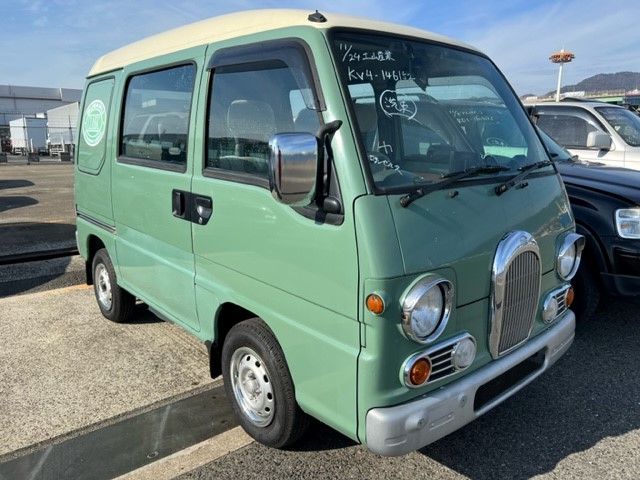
xmin=586 ymin=131 xmax=611 ymax=151
xmin=268 ymin=132 xmax=319 ymax=206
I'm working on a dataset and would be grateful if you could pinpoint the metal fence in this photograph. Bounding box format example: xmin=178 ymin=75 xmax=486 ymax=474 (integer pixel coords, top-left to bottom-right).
xmin=0 ymin=113 xmax=77 ymax=155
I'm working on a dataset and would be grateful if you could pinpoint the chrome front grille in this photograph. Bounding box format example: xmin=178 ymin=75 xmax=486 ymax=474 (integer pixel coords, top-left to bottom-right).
xmin=543 ymin=285 xmax=570 ymax=323
xmin=427 ymin=341 xmax=458 ymax=382
xmin=554 ymin=288 xmax=569 ymax=318
xmin=490 ymin=231 xmax=541 ymax=358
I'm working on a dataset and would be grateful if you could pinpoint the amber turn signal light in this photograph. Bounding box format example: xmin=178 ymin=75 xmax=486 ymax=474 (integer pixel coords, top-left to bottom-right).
xmin=408 ymin=358 xmax=431 ymax=386
xmin=565 ymin=286 xmax=575 ymax=308
xmin=366 ymin=293 xmax=385 ymax=315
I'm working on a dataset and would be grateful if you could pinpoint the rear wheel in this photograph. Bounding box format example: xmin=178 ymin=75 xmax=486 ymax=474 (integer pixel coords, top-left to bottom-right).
xmin=222 ymin=318 xmax=309 ymax=448
xmin=92 ymin=248 xmax=135 ymax=323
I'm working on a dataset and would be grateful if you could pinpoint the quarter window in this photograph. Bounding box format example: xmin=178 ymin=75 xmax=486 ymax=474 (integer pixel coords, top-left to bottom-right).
xmin=120 ymin=64 xmax=195 ymax=166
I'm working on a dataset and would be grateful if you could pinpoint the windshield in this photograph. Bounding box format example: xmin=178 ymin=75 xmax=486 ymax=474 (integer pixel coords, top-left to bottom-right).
xmin=332 ymin=31 xmax=548 ymax=191
xmin=595 ymin=106 xmax=640 ymax=147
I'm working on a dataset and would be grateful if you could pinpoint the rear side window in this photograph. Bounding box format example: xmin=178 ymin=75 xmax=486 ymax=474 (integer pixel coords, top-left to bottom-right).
xmin=536 ymin=113 xmax=599 ymax=148
xmin=120 ymin=64 xmax=195 ymax=167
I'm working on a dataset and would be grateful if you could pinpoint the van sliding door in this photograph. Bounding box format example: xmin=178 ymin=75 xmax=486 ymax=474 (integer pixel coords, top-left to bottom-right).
xmin=112 ymin=59 xmax=202 ymax=332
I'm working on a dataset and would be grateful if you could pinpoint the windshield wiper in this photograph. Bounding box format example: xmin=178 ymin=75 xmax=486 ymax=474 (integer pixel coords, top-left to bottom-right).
xmin=495 ymin=160 xmax=552 ymax=196
xmin=400 ymin=164 xmax=510 ymax=207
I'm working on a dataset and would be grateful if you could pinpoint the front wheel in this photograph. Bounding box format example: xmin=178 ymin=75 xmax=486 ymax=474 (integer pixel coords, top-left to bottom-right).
xmin=571 ymin=260 xmax=600 ymax=321
xmin=92 ymin=248 xmax=135 ymax=323
xmin=222 ymin=318 xmax=309 ymax=448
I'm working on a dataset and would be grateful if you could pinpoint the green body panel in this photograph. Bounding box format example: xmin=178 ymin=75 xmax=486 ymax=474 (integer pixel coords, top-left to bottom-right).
xmin=190 ymin=177 xmax=360 ymax=439
xmin=75 ymin=77 xmax=116 ymax=229
xmin=112 ymin=164 xmax=198 ymax=331
xmin=387 ymin=174 xmax=573 ymax=304
xmin=75 ymin=218 xmax=116 ymax=266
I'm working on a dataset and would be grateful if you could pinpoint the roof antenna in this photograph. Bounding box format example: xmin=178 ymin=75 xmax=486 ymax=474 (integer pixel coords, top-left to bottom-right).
xmin=308 ymin=10 xmax=327 ymax=23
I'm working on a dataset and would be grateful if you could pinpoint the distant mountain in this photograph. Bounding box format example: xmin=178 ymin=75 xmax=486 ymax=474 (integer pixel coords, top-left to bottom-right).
xmin=545 ymin=71 xmax=640 ymax=96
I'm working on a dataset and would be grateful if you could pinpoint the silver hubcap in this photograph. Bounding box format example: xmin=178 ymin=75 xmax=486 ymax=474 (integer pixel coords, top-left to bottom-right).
xmin=95 ymin=264 xmax=112 ymax=310
xmin=230 ymin=347 xmax=274 ymax=427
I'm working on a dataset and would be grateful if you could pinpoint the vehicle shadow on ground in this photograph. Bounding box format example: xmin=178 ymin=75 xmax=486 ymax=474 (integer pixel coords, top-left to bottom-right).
xmin=126 ymin=304 xmax=165 ymax=325
xmin=0 ymin=195 xmax=38 ymax=213
xmin=421 ymin=300 xmax=640 ymax=478
xmin=0 ymin=222 xmax=79 ymax=297
xmin=0 ymin=254 xmax=79 ymax=297
xmin=0 ymin=180 xmax=37 ymax=213
xmin=0 ymin=179 xmax=35 ymax=190
xmin=0 ymin=222 xmax=76 ymax=256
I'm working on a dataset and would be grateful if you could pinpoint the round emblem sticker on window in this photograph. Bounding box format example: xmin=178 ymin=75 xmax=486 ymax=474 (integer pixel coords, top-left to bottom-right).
xmin=82 ymin=100 xmax=107 ymax=147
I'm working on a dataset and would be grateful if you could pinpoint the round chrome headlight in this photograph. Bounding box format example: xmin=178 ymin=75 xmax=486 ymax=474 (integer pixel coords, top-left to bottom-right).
xmin=557 ymin=233 xmax=585 ymax=281
xmin=401 ymin=275 xmax=453 ymax=344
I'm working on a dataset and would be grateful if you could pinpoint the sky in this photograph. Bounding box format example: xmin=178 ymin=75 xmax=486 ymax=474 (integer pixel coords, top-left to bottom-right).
xmin=1 ymin=0 xmax=637 ymax=96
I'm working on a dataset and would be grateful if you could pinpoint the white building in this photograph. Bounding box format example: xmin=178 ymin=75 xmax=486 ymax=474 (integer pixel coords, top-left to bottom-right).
xmin=0 ymin=84 xmax=82 ymax=153
xmin=9 ymin=117 xmax=48 ymax=154
xmin=47 ymin=102 xmax=79 ymax=155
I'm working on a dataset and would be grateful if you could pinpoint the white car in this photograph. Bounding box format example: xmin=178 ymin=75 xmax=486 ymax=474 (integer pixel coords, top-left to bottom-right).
xmin=525 ymin=100 xmax=640 ymax=169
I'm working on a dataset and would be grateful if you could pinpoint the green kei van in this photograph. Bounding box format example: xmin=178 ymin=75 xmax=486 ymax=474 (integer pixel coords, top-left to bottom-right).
xmin=75 ymin=9 xmax=584 ymax=455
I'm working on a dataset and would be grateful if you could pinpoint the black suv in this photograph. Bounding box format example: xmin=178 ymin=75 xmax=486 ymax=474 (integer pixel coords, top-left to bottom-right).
xmin=444 ymin=100 xmax=640 ymax=319
xmin=539 ymin=129 xmax=640 ymax=318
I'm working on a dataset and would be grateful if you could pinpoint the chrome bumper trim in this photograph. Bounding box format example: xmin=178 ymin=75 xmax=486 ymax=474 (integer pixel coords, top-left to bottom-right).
xmin=365 ymin=312 xmax=575 ymax=456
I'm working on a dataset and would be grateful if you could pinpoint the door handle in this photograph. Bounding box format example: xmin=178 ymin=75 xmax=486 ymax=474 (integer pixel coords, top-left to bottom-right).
xmin=172 ymin=189 xmax=187 ymax=218
xmin=172 ymin=190 xmax=213 ymax=225
xmin=194 ymin=195 xmax=213 ymax=225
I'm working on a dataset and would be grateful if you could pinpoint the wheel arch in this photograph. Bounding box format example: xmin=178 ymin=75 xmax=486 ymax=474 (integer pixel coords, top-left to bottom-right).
xmin=84 ymin=234 xmax=107 ymax=285
xmin=575 ymin=220 xmax=608 ymax=278
xmin=208 ymin=302 xmax=258 ymax=378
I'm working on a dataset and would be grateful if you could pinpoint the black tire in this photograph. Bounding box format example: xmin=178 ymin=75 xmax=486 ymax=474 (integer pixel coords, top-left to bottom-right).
xmin=571 ymin=260 xmax=600 ymax=321
xmin=222 ymin=318 xmax=310 ymax=448
xmin=92 ymin=248 xmax=136 ymax=323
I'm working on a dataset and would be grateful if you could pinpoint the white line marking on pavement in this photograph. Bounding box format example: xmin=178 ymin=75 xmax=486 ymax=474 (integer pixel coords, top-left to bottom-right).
xmin=36 ymin=284 xmax=91 ymax=296
xmin=115 ymin=426 xmax=253 ymax=480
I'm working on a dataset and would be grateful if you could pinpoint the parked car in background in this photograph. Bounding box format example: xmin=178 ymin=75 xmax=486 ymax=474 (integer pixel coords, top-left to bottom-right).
xmin=525 ymin=100 xmax=640 ymax=170
xmin=538 ymin=129 xmax=640 ymax=319
xmin=444 ymin=100 xmax=640 ymax=320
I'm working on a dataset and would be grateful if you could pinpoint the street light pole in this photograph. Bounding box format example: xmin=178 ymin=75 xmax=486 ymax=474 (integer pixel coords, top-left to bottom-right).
xmin=549 ymin=49 xmax=575 ymax=102
xmin=555 ymin=62 xmax=564 ymax=102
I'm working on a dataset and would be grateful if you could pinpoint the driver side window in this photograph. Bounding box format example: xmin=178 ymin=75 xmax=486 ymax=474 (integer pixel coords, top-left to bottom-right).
xmin=206 ymin=61 xmax=321 ymax=185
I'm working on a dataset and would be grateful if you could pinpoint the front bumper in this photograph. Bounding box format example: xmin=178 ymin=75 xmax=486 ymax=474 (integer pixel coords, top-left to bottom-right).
xmin=602 ymin=245 xmax=640 ymax=296
xmin=365 ymin=311 xmax=575 ymax=456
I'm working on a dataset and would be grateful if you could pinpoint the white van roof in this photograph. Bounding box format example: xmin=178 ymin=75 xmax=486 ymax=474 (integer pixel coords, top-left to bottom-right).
xmin=88 ymin=8 xmax=477 ymax=77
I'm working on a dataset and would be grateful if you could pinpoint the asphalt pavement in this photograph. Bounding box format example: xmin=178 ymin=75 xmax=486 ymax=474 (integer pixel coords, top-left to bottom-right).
xmin=0 ymin=158 xmax=222 ymax=478
xmin=0 ymin=286 xmax=217 ymax=461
